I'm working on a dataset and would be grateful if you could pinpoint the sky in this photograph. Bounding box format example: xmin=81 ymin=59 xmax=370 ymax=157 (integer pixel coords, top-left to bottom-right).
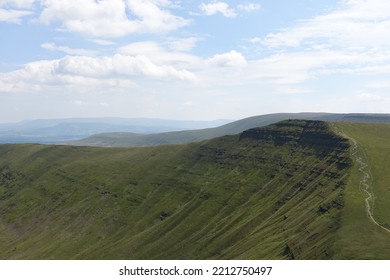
xmin=1 ymin=0 xmax=390 ymax=123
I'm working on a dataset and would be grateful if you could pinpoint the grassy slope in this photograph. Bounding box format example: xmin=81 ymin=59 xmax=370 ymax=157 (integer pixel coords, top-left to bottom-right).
xmin=332 ymin=122 xmax=390 ymax=259
xmin=0 ymin=120 xmax=350 ymax=259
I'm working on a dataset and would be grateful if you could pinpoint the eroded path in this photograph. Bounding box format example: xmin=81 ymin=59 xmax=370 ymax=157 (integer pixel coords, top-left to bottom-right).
xmin=333 ymin=124 xmax=390 ymax=233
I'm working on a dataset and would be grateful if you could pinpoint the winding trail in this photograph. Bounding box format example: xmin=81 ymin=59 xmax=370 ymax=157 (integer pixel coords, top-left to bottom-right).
xmin=333 ymin=124 xmax=390 ymax=233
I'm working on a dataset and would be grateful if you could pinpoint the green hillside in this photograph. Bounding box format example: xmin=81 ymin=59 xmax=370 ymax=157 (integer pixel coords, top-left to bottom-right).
xmin=1 ymin=120 xmax=390 ymax=259
xmin=69 ymin=113 xmax=390 ymax=148
xmin=332 ymin=122 xmax=390 ymax=259
xmin=0 ymin=120 xmax=352 ymax=259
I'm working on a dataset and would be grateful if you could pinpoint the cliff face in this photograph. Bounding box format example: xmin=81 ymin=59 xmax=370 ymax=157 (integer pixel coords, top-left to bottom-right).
xmin=240 ymin=120 xmax=349 ymax=151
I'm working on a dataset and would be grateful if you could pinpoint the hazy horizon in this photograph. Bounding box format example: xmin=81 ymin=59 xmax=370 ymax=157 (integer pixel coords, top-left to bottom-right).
xmin=0 ymin=115 xmax=237 ymax=125
xmin=3 ymin=111 xmax=390 ymax=125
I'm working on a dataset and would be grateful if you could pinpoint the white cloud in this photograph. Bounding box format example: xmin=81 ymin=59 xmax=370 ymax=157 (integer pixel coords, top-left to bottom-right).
xmin=357 ymin=92 xmax=390 ymax=102
xmin=118 ymin=41 xmax=163 ymax=56
xmin=183 ymin=101 xmax=195 ymax=107
xmin=167 ymin=37 xmax=200 ymax=52
xmin=0 ymin=0 xmax=35 ymax=23
xmin=99 ymin=102 xmax=109 ymax=107
xmin=209 ymin=50 xmax=247 ymax=67
xmin=259 ymin=0 xmax=390 ymax=49
xmin=0 ymin=0 xmax=35 ymax=9
xmin=0 ymin=53 xmax=197 ymax=95
xmin=118 ymin=41 xmax=201 ymax=66
xmin=241 ymin=0 xmax=390 ymax=88
xmin=125 ymin=0 xmax=189 ymax=32
xmin=368 ymin=81 xmax=390 ymax=89
xmin=0 ymin=7 xmax=31 ymax=22
xmin=41 ymin=42 xmax=96 ymax=56
xmin=112 ymin=54 xmax=196 ymax=81
xmin=198 ymin=1 xmax=260 ymax=18
xmin=237 ymin=3 xmax=261 ymax=12
xmin=247 ymin=37 xmax=261 ymax=43
xmin=89 ymin=39 xmax=116 ymax=46
xmin=38 ymin=0 xmax=190 ymax=37
xmin=199 ymin=1 xmax=236 ymax=18
xmin=74 ymin=99 xmax=87 ymax=106
xmin=247 ymin=49 xmax=390 ymax=84
xmin=55 ymin=56 xmax=113 ymax=77
xmin=4 ymin=0 xmax=390 ymax=121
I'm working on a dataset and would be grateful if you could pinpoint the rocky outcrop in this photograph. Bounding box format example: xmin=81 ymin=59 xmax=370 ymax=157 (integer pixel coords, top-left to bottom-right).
xmin=240 ymin=120 xmax=349 ymax=152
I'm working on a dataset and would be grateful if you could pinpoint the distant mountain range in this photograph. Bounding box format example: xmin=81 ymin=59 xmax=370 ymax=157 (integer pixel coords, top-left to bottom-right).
xmin=0 ymin=117 xmax=232 ymax=144
xmin=69 ymin=113 xmax=390 ymax=147
xmin=2 ymin=113 xmax=390 ymax=146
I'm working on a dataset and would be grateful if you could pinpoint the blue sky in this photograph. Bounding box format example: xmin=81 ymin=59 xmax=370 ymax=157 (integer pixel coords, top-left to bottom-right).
xmin=1 ymin=0 xmax=390 ymax=122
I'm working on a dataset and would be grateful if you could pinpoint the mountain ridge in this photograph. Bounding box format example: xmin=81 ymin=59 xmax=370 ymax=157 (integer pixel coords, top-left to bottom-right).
xmin=69 ymin=113 xmax=390 ymax=147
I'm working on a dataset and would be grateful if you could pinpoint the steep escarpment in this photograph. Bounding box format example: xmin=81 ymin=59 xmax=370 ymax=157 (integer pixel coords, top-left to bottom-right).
xmin=0 ymin=120 xmax=351 ymax=259
xmin=241 ymin=120 xmax=349 ymax=150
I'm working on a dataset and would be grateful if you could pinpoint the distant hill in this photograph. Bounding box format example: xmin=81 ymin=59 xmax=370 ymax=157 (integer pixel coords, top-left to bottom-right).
xmin=69 ymin=113 xmax=390 ymax=147
xmin=0 ymin=118 xmax=232 ymax=144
